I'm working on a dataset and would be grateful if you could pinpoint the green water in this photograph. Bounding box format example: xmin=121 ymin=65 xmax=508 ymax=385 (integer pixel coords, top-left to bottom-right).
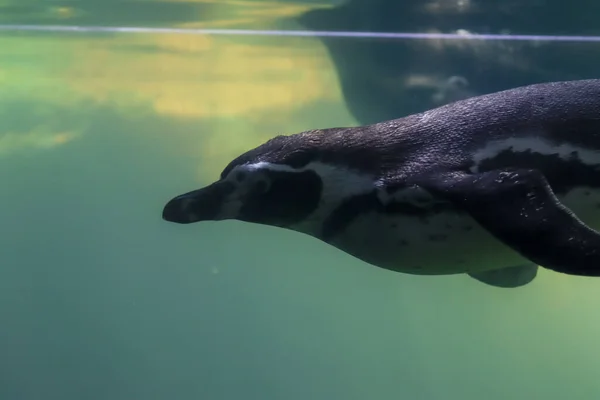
xmin=2 ymin=1 xmax=600 ymax=399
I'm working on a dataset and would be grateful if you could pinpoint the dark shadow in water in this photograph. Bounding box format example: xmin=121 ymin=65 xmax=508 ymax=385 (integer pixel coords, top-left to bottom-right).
xmin=297 ymin=0 xmax=600 ymax=125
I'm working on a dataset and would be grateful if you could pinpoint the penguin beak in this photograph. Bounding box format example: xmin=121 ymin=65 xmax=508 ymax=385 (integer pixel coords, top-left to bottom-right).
xmin=162 ymin=181 xmax=235 ymax=224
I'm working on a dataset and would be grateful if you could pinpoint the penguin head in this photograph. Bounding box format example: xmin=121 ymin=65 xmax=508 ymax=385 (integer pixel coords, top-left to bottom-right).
xmin=162 ymin=131 xmax=380 ymax=232
xmin=162 ymin=160 xmax=323 ymax=228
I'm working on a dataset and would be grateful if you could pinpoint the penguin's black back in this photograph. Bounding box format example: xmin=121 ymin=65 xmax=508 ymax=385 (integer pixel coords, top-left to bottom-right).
xmin=393 ymin=79 xmax=600 ymax=192
xmin=410 ymin=78 xmax=600 ymax=148
xmin=223 ymin=79 xmax=600 ymax=187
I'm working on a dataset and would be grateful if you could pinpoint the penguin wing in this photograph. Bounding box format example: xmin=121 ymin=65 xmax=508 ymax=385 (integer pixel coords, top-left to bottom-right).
xmin=412 ymin=168 xmax=600 ymax=277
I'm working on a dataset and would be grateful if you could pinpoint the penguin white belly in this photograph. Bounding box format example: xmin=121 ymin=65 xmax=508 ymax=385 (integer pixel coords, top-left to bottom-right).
xmin=328 ymin=210 xmax=524 ymax=275
xmin=328 ymin=187 xmax=600 ymax=276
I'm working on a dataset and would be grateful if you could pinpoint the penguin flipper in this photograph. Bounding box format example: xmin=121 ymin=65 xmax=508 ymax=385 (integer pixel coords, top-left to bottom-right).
xmin=468 ymin=264 xmax=538 ymax=288
xmin=413 ymin=169 xmax=600 ymax=277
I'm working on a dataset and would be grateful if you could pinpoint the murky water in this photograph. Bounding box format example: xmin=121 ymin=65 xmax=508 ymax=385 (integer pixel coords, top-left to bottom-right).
xmin=2 ymin=1 xmax=600 ymax=399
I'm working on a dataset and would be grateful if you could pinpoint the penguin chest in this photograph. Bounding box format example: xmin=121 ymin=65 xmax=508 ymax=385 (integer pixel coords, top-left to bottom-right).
xmin=323 ymin=187 xmax=600 ymax=276
xmin=326 ymin=210 xmax=525 ymax=276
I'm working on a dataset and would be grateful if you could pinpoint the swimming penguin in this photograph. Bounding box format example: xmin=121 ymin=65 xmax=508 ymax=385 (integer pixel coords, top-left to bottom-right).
xmin=162 ymin=79 xmax=600 ymax=288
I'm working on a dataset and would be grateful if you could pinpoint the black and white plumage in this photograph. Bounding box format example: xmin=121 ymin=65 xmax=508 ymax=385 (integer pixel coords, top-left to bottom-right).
xmin=162 ymin=79 xmax=600 ymax=288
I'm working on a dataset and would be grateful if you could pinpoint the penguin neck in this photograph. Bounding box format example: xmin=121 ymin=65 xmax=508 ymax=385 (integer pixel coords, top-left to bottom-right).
xmin=280 ymin=160 xmax=383 ymax=240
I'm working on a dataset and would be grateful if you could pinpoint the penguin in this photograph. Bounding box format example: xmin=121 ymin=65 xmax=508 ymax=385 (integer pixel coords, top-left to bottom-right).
xmin=162 ymin=79 xmax=600 ymax=288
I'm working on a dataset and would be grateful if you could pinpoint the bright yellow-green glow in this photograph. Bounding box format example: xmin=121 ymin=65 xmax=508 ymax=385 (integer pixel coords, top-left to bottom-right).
xmin=0 ymin=1 xmax=346 ymax=177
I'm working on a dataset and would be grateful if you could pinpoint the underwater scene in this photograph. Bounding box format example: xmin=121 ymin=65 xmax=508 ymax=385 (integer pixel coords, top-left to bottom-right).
xmin=3 ymin=0 xmax=600 ymax=399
